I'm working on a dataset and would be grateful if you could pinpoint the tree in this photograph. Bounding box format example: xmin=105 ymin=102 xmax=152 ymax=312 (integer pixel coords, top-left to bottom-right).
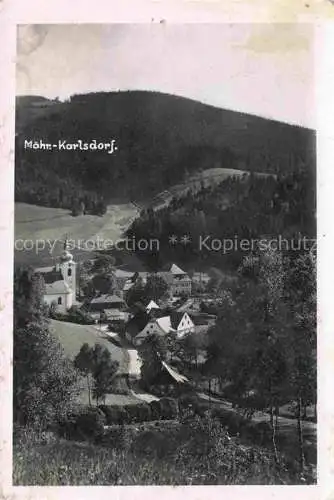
xmin=92 ymin=274 xmax=115 ymax=295
xmin=91 ymin=254 xmax=116 ymax=275
xmin=90 ymin=344 xmax=119 ymax=405
xmin=78 ymin=260 xmax=94 ymax=299
xmin=138 ymin=334 xmax=168 ymax=390
xmin=144 ymin=274 xmax=168 ymax=302
xmin=14 ymin=267 xmax=81 ymax=427
xmin=74 ymin=343 xmax=93 ymax=406
xmin=125 ymin=279 xmax=147 ymax=307
xmin=74 ymin=343 xmax=119 ymax=405
xmin=206 ymin=249 xmax=294 ymax=460
xmin=284 ymin=251 xmax=316 ymax=473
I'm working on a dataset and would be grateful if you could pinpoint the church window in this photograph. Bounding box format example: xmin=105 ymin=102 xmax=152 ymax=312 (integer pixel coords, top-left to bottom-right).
xmin=58 ymin=297 xmax=62 ymax=305
xmin=68 ymin=268 xmax=72 ymax=277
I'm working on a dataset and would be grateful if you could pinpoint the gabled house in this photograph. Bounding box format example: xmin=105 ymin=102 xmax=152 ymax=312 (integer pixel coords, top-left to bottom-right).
xmin=158 ymin=263 xmax=192 ymax=297
xmin=86 ymin=293 xmax=129 ymax=322
xmin=105 ymin=269 xmax=137 ymax=300
xmin=170 ymin=311 xmax=195 ymax=337
xmin=126 ymin=310 xmax=195 ymax=346
xmin=130 ymin=299 xmax=161 ymax=318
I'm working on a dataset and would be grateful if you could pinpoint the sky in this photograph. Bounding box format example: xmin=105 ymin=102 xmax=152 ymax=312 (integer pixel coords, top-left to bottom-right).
xmin=16 ymin=23 xmax=314 ymax=128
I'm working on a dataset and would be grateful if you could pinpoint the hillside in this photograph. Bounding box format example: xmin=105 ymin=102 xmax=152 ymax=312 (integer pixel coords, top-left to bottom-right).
xmin=15 ymin=91 xmax=315 ymax=208
xmin=126 ymin=167 xmax=316 ymax=272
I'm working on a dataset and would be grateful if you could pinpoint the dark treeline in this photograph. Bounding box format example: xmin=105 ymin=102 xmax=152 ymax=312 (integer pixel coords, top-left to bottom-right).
xmin=15 ymin=144 xmax=107 ymax=215
xmin=15 ymin=91 xmax=315 ymax=209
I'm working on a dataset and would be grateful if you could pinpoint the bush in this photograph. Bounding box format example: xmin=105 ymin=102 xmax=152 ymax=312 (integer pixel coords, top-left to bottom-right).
xmin=123 ymin=403 xmax=152 ymax=423
xmin=58 ymin=406 xmax=106 ymax=440
xmin=136 ymin=403 xmax=152 ymax=422
xmin=178 ymin=394 xmax=207 ymax=418
xmin=99 ymin=404 xmax=128 ymax=425
xmin=210 ymin=406 xmax=246 ymax=434
xmin=149 ymin=400 xmax=161 ymax=420
xmin=159 ymin=397 xmax=179 ymax=419
xmin=75 ymin=407 xmax=106 ymax=439
xmin=149 ymin=398 xmax=179 ymax=420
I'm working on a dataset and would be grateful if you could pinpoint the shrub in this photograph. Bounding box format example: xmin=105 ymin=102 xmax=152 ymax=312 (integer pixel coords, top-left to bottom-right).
xmin=149 ymin=400 xmax=161 ymax=420
xmin=178 ymin=394 xmax=200 ymax=411
xmin=210 ymin=406 xmax=246 ymax=434
xmin=178 ymin=394 xmax=207 ymax=418
xmin=135 ymin=403 xmax=152 ymax=422
xmin=99 ymin=405 xmax=128 ymax=425
xmin=57 ymin=408 xmax=82 ymax=439
xmin=75 ymin=407 xmax=106 ymax=439
xmin=123 ymin=403 xmax=152 ymax=423
xmin=148 ymin=398 xmax=179 ymax=420
xmin=58 ymin=406 xmax=106 ymax=440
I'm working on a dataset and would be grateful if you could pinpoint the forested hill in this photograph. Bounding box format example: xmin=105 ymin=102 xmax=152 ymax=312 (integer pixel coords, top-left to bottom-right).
xmin=126 ymin=168 xmax=316 ymax=272
xmin=15 ymin=91 xmax=315 ymax=209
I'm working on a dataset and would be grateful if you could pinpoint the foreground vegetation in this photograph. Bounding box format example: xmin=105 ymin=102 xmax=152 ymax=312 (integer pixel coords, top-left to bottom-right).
xmin=14 ymin=415 xmax=313 ymax=486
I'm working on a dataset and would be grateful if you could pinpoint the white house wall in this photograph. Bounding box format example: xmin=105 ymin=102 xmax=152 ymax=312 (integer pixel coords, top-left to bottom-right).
xmin=44 ymin=293 xmax=72 ymax=314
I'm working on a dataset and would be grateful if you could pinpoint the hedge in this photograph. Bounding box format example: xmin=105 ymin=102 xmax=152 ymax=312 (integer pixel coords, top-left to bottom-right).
xmin=123 ymin=403 xmax=152 ymax=423
xmin=149 ymin=398 xmax=179 ymax=420
xmin=99 ymin=404 xmax=128 ymax=425
xmin=99 ymin=398 xmax=179 ymax=424
xmin=58 ymin=406 xmax=106 ymax=440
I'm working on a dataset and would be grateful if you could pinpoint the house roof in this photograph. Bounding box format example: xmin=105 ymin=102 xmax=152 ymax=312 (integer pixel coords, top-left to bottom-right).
xmin=45 ymin=280 xmax=72 ymax=295
xmin=126 ymin=311 xmax=151 ymax=338
xmin=161 ymin=361 xmax=189 ymax=384
xmin=35 ymin=268 xmax=64 ymax=284
xmin=170 ymin=311 xmax=187 ymax=330
xmin=35 ymin=266 xmax=54 ymax=274
xmin=146 ymin=300 xmax=160 ymax=311
xmin=90 ymin=294 xmax=125 ymax=304
xmin=114 ymin=269 xmax=135 ymax=279
xmin=104 ymin=309 xmax=126 ymax=318
xmin=155 ymin=316 xmax=173 ymax=334
xmin=122 ymin=280 xmax=134 ymax=292
xmin=170 ymin=264 xmax=186 ymax=275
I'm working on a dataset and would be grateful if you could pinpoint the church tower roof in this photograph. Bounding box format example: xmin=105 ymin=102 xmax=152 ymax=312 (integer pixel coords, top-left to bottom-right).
xmin=60 ymin=237 xmax=74 ymax=263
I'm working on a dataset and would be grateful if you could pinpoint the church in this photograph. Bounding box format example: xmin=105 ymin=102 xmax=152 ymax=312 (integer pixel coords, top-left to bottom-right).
xmin=35 ymin=240 xmax=77 ymax=314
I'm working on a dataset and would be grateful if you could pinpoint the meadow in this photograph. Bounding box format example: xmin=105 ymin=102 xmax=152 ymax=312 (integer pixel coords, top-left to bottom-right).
xmin=14 ymin=202 xmax=139 ymax=267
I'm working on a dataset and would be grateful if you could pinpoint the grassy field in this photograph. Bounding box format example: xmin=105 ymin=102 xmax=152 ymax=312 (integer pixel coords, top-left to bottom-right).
xmin=14 ymin=202 xmax=139 ymax=267
xmin=50 ymin=319 xmax=126 ymax=369
xmin=50 ymin=319 xmax=142 ymax=405
xmin=15 ymin=202 xmax=139 ymax=241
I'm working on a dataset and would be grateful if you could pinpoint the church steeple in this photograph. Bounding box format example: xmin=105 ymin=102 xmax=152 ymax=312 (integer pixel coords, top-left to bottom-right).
xmin=57 ymin=235 xmax=77 ymax=300
xmin=60 ymin=234 xmax=74 ymax=263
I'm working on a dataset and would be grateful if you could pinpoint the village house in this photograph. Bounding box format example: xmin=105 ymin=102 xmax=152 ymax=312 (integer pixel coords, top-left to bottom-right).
xmin=85 ymin=293 xmax=129 ymax=322
xmin=131 ymin=299 xmax=161 ymax=315
xmin=126 ymin=310 xmax=195 ymax=346
xmin=105 ymin=269 xmax=149 ymax=300
xmin=159 ymin=263 xmax=192 ymax=297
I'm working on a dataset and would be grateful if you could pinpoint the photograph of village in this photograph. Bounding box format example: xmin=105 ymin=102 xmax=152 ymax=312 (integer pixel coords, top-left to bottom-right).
xmin=13 ymin=24 xmax=316 ymax=485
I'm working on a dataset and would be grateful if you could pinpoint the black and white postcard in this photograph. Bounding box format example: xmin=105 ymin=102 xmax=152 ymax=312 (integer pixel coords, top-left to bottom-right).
xmin=1 ymin=6 xmax=334 ymax=499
